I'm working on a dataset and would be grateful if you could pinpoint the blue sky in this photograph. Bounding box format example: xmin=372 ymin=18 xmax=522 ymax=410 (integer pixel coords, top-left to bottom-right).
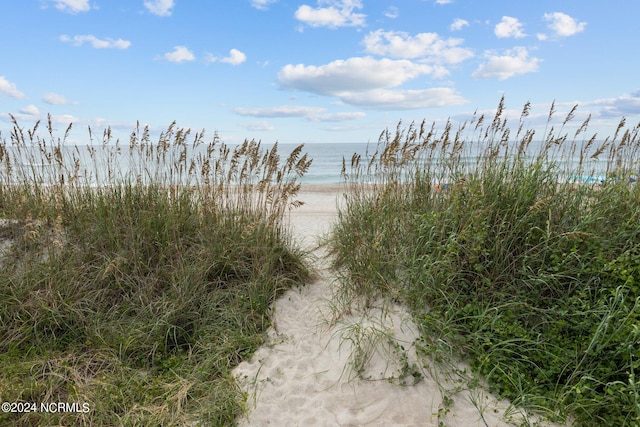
xmin=1 ymin=0 xmax=639 ymax=145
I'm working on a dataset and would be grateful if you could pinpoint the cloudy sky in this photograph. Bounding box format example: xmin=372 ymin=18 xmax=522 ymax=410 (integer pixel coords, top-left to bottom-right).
xmin=1 ymin=0 xmax=639 ymax=144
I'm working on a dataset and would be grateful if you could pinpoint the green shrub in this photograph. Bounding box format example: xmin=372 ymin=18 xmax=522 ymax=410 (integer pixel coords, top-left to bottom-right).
xmin=330 ymin=98 xmax=640 ymax=426
xmin=0 ymin=116 xmax=311 ymax=426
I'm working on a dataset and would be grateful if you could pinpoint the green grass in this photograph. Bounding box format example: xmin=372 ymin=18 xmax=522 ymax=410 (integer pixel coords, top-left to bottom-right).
xmin=329 ymin=98 xmax=640 ymax=426
xmin=0 ymin=116 xmax=312 ymax=426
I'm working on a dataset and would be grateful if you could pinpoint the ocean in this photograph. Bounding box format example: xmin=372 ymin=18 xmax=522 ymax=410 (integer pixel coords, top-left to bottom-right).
xmin=0 ymin=141 xmax=624 ymax=186
xmin=283 ymin=142 xmax=372 ymax=184
xmin=290 ymin=142 xmax=616 ymax=184
xmin=0 ymin=142 xmax=374 ymax=186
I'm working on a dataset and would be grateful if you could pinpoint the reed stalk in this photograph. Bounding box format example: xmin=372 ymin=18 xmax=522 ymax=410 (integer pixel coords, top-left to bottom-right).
xmin=0 ymin=116 xmax=311 ymax=426
xmin=330 ymin=98 xmax=640 ymax=426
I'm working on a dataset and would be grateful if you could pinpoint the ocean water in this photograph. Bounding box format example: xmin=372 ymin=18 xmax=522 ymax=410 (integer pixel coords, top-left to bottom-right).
xmin=0 ymin=141 xmax=626 ymax=186
xmin=293 ymin=142 xmax=617 ymax=184
xmin=0 ymin=142 xmax=374 ymax=186
xmin=282 ymin=142 xmax=372 ymax=184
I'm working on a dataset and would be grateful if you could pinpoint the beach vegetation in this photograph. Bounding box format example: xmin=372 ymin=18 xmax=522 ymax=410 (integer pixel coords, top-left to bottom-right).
xmin=329 ymin=97 xmax=640 ymax=426
xmin=0 ymin=115 xmax=311 ymax=426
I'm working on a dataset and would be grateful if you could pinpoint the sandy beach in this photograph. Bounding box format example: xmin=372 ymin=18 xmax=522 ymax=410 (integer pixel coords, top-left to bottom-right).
xmin=232 ymin=184 xmax=565 ymax=427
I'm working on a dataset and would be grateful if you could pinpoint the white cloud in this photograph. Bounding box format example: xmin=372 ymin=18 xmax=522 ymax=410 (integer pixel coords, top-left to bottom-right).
xmin=435 ymin=0 xmax=453 ymax=4
xmin=50 ymin=114 xmax=79 ymax=127
xmin=43 ymin=92 xmax=76 ymax=105
xmin=163 ymin=46 xmax=195 ymax=63
xmin=233 ymin=105 xmax=326 ymax=118
xmin=251 ymin=0 xmax=277 ymax=10
xmin=241 ymin=121 xmax=275 ymax=131
xmin=278 ymin=57 xmax=436 ymax=95
xmin=585 ymin=90 xmax=640 ymax=117
xmin=144 ymin=0 xmax=174 ymax=16
xmin=278 ymin=57 xmax=467 ymax=109
xmin=450 ymin=18 xmax=469 ymax=31
xmin=494 ymin=16 xmax=526 ymax=38
xmin=543 ymin=12 xmax=586 ymax=37
xmin=295 ymin=0 xmax=365 ymax=29
xmin=0 ymin=111 xmax=80 ymax=129
xmin=19 ymin=105 xmax=40 ymax=116
xmin=234 ymin=105 xmax=366 ymax=121
xmin=384 ymin=6 xmax=399 ymax=19
xmin=0 ymin=111 xmax=80 ymax=125
xmin=0 ymin=76 xmax=25 ymax=99
xmin=472 ymin=47 xmax=540 ymax=80
xmin=59 ymin=34 xmax=131 ymax=49
xmin=363 ymin=30 xmax=473 ymax=64
xmin=50 ymin=0 xmax=89 ymax=14
xmin=206 ymin=49 xmax=247 ymax=65
xmin=338 ymin=88 xmax=467 ymax=109
xmin=221 ymin=49 xmax=247 ymax=65
xmin=314 ymin=111 xmax=366 ymax=121
xmin=236 ymin=105 xmax=325 ymax=118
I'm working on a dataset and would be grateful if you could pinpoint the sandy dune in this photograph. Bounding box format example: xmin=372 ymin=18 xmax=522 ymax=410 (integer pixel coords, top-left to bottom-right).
xmin=232 ymin=184 xmax=564 ymax=427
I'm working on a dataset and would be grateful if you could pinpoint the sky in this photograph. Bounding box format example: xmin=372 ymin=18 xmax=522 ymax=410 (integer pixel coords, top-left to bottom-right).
xmin=1 ymin=0 xmax=640 ymax=145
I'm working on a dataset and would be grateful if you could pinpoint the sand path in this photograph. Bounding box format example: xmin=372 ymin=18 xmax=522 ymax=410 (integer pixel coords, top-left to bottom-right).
xmin=232 ymin=185 xmax=558 ymax=427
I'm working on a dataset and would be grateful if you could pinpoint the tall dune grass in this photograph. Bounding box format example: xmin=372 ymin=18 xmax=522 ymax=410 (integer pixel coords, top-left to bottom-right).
xmin=330 ymin=97 xmax=640 ymax=426
xmin=0 ymin=115 xmax=311 ymax=426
